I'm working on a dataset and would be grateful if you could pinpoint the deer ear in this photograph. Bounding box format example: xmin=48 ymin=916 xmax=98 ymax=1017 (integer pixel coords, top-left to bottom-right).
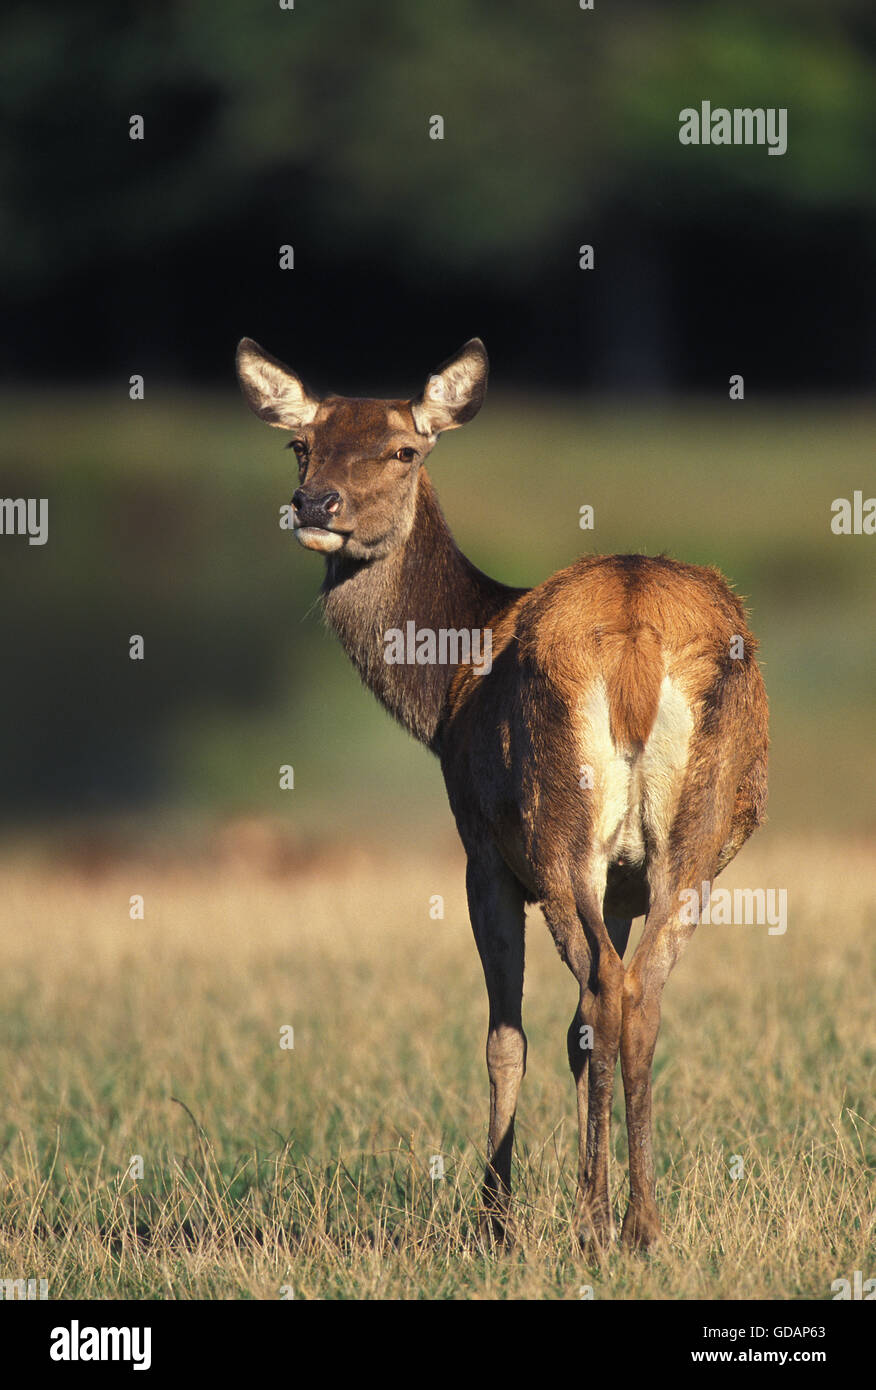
xmin=411 ymin=338 xmax=488 ymax=437
xmin=235 ymin=338 xmax=320 ymax=429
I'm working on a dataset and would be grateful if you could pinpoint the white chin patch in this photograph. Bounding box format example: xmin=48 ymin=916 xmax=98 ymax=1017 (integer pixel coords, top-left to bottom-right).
xmin=293 ymin=526 xmax=345 ymax=553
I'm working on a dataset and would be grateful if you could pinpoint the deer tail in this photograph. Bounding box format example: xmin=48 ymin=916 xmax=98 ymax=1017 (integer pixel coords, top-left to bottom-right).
xmin=603 ymin=625 xmax=664 ymax=748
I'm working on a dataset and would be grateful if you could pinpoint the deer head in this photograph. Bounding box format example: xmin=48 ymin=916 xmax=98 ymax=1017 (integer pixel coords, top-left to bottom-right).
xmin=235 ymin=337 xmax=488 ymax=561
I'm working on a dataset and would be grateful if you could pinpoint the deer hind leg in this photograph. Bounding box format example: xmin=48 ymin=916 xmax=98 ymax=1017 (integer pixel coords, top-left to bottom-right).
xmin=617 ymin=658 xmax=764 ymax=1250
xmin=619 ymin=854 xmax=719 ymax=1250
xmin=465 ymin=848 xmax=527 ymax=1247
xmin=545 ymin=874 xmax=625 ymax=1249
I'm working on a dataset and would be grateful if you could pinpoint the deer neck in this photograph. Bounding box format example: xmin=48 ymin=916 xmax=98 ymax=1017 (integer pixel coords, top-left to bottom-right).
xmin=321 ymin=469 xmax=524 ymax=749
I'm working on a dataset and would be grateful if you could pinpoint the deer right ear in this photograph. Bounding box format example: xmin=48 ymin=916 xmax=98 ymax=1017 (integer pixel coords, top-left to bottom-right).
xmin=235 ymin=338 xmax=320 ymax=429
xmin=411 ymin=338 xmax=489 ymax=438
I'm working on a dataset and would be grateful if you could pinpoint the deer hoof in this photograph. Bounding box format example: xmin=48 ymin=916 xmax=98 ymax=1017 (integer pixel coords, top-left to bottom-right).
xmin=620 ymin=1204 xmax=663 ymax=1251
xmin=478 ymin=1207 xmax=516 ymax=1251
xmin=574 ymin=1197 xmax=617 ymax=1254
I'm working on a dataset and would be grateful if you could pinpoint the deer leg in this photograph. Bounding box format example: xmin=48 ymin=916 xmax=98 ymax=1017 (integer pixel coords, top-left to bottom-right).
xmin=619 ymin=884 xmax=702 ymax=1250
xmin=465 ymin=849 xmax=527 ymax=1247
xmin=547 ymin=884 xmax=625 ymax=1249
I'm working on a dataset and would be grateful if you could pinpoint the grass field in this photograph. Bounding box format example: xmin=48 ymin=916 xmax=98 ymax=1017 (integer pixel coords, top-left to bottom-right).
xmin=1 ymin=827 xmax=873 ymax=1300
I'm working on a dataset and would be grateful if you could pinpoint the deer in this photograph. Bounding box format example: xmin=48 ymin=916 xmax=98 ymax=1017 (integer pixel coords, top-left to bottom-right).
xmin=235 ymin=336 xmax=769 ymax=1251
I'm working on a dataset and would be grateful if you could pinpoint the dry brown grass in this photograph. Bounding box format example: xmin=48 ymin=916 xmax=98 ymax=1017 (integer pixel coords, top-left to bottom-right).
xmin=0 ymin=828 xmax=873 ymax=1299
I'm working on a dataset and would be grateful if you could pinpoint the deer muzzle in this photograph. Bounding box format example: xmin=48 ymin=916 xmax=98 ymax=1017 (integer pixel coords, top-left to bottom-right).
xmin=291 ymin=488 xmax=346 ymax=552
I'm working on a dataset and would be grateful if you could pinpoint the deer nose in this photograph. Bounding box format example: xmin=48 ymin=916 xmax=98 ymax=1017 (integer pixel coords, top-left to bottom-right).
xmin=292 ymin=489 xmax=342 ymax=525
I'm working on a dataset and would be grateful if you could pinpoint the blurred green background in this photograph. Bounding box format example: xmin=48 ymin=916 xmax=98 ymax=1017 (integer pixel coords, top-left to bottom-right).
xmin=1 ymin=388 xmax=872 ymax=845
xmin=0 ymin=0 xmax=874 ymax=846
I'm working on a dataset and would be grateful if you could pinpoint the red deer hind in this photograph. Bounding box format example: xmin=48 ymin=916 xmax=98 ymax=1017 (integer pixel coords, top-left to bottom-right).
xmin=236 ymin=336 xmax=769 ymax=1250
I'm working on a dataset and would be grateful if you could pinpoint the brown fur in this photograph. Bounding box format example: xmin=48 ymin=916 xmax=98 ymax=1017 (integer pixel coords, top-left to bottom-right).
xmin=236 ymin=337 xmax=770 ymax=1251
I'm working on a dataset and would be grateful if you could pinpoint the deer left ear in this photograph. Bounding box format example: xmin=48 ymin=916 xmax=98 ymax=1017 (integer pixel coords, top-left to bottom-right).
xmin=411 ymin=338 xmax=488 ymax=437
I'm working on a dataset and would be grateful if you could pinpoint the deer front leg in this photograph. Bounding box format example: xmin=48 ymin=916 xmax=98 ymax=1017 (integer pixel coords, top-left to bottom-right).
xmin=465 ymin=850 xmax=527 ymax=1248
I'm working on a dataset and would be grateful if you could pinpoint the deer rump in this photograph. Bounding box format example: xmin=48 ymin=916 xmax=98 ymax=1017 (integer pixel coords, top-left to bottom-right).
xmin=447 ymin=551 xmax=760 ymax=917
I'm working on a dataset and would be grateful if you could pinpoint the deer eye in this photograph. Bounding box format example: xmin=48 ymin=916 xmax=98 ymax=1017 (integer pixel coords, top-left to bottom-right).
xmin=395 ymin=447 xmax=417 ymax=463
xmin=287 ymin=439 xmax=308 ymax=458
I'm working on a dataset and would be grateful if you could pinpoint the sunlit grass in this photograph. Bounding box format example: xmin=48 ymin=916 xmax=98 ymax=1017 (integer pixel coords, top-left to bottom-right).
xmin=1 ymin=831 xmax=872 ymax=1298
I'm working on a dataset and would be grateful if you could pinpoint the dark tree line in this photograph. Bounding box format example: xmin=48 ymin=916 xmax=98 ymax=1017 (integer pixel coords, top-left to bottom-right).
xmin=1 ymin=0 xmax=875 ymax=390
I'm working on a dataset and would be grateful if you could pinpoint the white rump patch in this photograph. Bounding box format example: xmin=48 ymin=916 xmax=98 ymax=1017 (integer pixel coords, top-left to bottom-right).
xmin=639 ymin=677 xmax=694 ymax=851
xmin=578 ymin=676 xmax=693 ymax=863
